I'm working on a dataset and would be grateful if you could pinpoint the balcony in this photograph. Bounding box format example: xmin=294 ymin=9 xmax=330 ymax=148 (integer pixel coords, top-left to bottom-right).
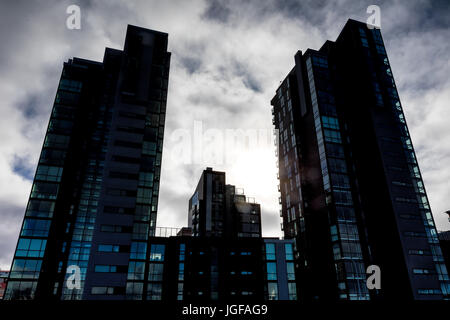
xmin=154 ymin=227 xmax=180 ymax=237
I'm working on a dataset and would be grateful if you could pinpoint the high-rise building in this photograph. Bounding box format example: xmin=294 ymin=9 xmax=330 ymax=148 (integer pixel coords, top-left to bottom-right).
xmin=271 ymin=19 xmax=450 ymax=301
xmin=189 ymin=168 xmax=261 ymax=238
xmin=5 ymin=25 xmax=171 ymax=300
xmin=128 ymin=168 xmax=295 ymax=301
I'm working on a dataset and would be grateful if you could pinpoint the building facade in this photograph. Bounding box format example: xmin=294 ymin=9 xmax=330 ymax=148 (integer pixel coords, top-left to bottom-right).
xmin=189 ymin=168 xmax=261 ymax=238
xmin=439 ymin=231 xmax=450 ymax=275
xmin=121 ymin=233 xmax=296 ymax=301
xmin=271 ymin=19 xmax=449 ymax=301
xmin=5 ymin=25 xmax=171 ymax=300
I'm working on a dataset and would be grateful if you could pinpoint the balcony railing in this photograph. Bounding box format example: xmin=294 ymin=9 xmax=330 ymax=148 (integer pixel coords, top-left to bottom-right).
xmin=154 ymin=227 xmax=180 ymax=237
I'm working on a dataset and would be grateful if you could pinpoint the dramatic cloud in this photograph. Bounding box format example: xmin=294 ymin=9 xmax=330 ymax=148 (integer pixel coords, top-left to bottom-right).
xmin=0 ymin=0 xmax=449 ymax=270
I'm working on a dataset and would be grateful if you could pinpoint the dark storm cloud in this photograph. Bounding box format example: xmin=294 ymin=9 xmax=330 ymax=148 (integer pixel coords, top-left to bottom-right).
xmin=179 ymin=56 xmax=203 ymax=74
xmin=11 ymin=154 xmax=35 ymax=181
xmin=175 ymin=41 xmax=206 ymax=75
xmin=230 ymin=59 xmax=263 ymax=93
xmin=17 ymin=94 xmax=42 ymax=119
xmin=202 ymin=0 xmax=232 ymax=23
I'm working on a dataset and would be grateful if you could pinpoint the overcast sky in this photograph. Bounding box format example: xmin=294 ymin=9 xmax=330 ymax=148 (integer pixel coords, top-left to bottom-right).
xmin=0 ymin=0 xmax=449 ymax=270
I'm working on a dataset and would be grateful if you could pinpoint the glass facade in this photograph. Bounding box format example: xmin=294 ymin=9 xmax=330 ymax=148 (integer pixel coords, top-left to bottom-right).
xmin=361 ymin=27 xmax=450 ymax=297
xmin=305 ymin=53 xmax=369 ymax=300
xmin=271 ymin=19 xmax=449 ymax=301
xmin=264 ymin=240 xmax=297 ymax=301
xmin=5 ymin=26 xmax=171 ymax=300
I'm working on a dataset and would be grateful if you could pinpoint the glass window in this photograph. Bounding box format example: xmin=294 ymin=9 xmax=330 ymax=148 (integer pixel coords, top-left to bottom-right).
xmin=148 ymin=263 xmax=164 ymax=281
xmin=26 ymin=200 xmax=55 ymax=218
xmin=59 ymin=79 xmax=82 ymax=92
xmin=312 ymin=55 xmax=328 ymax=68
xmin=376 ymin=44 xmax=386 ymax=55
xmin=31 ymin=182 xmax=59 ymax=200
xmin=323 ymin=129 xmax=342 ymax=143
xmin=145 ymin=113 xmax=159 ymax=127
xmin=52 ymin=104 xmax=76 ymax=119
xmin=177 ymin=283 xmax=184 ymax=300
xmin=178 ymin=263 xmax=185 ymax=281
xmin=126 ymin=282 xmax=143 ymax=300
xmin=55 ymin=91 xmax=79 ymax=105
xmin=132 ymin=223 xmax=149 ymax=240
xmin=48 ymin=119 xmax=73 ymax=133
xmin=331 ymin=173 xmax=350 ymax=189
xmin=137 ymin=188 xmax=152 ymax=204
xmin=341 ymin=241 xmax=363 ymax=259
xmin=94 ymin=265 xmax=117 ymax=273
xmin=286 ymin=262 xmax=295 ymax=280
xmin=16 ymin=238 xmax=47 ymax=258
xmin=265 ymin=243 xmax=276 ymax=260
xmin=267 ymin=282 xmax=278 ymax=300
xmin=359 ymin=27 xmax=366 ymax=37
xmin=98 ymin=244 xmax=119 ymax=253
xmin=36 ymin=165 xmax=63 ymax=182
xmin=127 ymin=261 xmax=145 ymax=280
xmin=371 ymin=29 xmax=383 ymax=43
xmin=142 ymin=141 xmax=157 ymax=155
xmin=21 ymin=219 xmax=51 ymax=237
xmin=135 ymin=205 xmax=151 ymax=222
xmin=375 ymin=93 xmax=384 ymax=106
xmin=4 ymin=280 xmax=37 ymax=300
xmin=333 ymin=243 xmax=341 ymax=260
xmin=336 ymin=206 xmax=356 ymax=221
xmin=330 ymin=225 xmax=339 ymax=241
xmin=285 ymin=243 xmax=294 ymax=261
xmin=39 ymin=148 xmax=67 ymax=165
xmin=288 ymin=282 xmax=297 ymax=300
xmin=328 ymin=158 xmax=347 ymax=173
xmin=138 ymin=172 xmax=154 ymax=187
xmin=10 ymin=259 xmax=42 ymax=279
xmin=130 ymin=242 xmax=147 ymax=260
xmin=333 ymin=189 xmax=353 ymax=205
xmin=361 ymin=37 xmax=369 ymax=47
xmin=326 ymin=143 xmax=344 ymax=158
xmin=91 ymin=286 xmax=114 ymax=295
xmin=150 ymin=244 xmax=165 ymax=261
xmin=320 ymin=103 xmax=337 ymax=116
xmin=44 ymin=134 xmax=70 ymax=149
xmin=266 ymin=262 xmax=277 ymax=280
xmin=147 ymin=283 xmax=162 ymax=300
xmin=322 ymin=116 xmax=339 ymax=130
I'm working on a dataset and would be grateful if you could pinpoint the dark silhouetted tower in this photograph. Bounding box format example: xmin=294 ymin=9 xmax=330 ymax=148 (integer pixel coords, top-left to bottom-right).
xmin=271 ymin=19 xmax=449 ymax=301
xmin=5 ymin=25 xmax=171 ymax=300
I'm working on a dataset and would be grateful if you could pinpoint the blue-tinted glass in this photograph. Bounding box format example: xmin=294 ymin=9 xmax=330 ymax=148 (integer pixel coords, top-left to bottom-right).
xmin=26 ymin=200 xmax=55 ymax=218
xmin=130 ymin=242 xmax=147 ymax=260
xmin=98 ymin=244 xmax=112 ymax=252
xmin=95 ymin=265 xmax=109 ymax=272
xmin=150 ymin=244 xmax=165 ymax=261
xmin=267 ymin=262 xmax=277 ymax=280
xmin=17 ymin=238 xmax=30 ymax=250
xmin=266 ymin=243 xmax=276 ymax=260
xmin=21 ymin=219 xmax=51 ymax=237
xmin=16 ymin=239 xmax=46 ymax=258
xmin=285 ymin=244 xmax=294 ymax=261
xmin=10 ymin=259 xmax=42 ymax=279
xmin=286 ymin=262 xmax=295 ymax=280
